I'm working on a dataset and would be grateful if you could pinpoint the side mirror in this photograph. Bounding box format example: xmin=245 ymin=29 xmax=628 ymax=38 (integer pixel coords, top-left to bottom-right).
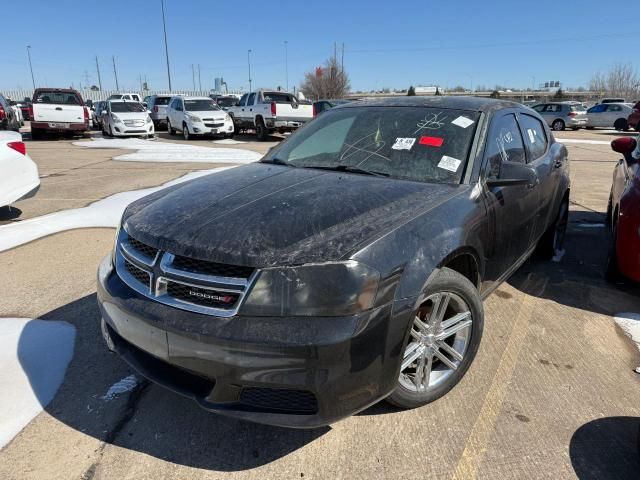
xmin=486 ymin=162 xmax=538 ymax=188
xmin=101 ymin=110 xmax=107 ymax=116
xmin=611 ymin=137 xmax=637 ymax=156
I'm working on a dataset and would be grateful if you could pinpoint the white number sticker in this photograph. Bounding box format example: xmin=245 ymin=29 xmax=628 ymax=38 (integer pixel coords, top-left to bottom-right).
xmin=391 ymin=137 xmax=416 ymax=150
xmin=451 ymin=116 xmax=475 ymax=128
xmin=438 ymin=155 xmax=462 ymax=172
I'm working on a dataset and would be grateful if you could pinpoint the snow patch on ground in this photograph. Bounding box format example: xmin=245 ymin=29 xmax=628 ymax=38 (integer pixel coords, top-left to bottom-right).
xmin=73 ymin=138 xmax=261 ymax=163
xmin=554 ymin=138 xmax=611 ymax=145
xmin=613 ymin=313 xmax=640 ymax=372
xmin=101 ymin=375 xmax=140 ymax=401
xmin=212 ymin=138 xmax=247 ymax=145
xmin=0 ymin=318 xmax=75 ymax=448
xmin=0 ymin=166 xmax=234 ymax=252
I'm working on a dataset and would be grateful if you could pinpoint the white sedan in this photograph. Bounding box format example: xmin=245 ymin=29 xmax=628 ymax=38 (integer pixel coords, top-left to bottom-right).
xmin=100 ymin=100 xmax=154 ymax=137
xmin=166 ymin=96 xmax=234 ymax=140
xmin=0 ymin=131 xmax=40 ymax=208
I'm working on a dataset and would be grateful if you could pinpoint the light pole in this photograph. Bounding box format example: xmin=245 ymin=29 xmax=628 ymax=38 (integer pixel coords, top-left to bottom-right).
xmin=112 ymin=55 xmax=120 ymax=91
xmin=161 ymin=0 xmax=172 ymax=91
xmin=247 ymin=49 xmax=252 ymax=92
xmin=284 ymin=40 xmax=289 ymax=92
xmin=95 ymin=55 xmax=102 ymax=90
xmin=26 ymin=46 xmax=35 ymax=89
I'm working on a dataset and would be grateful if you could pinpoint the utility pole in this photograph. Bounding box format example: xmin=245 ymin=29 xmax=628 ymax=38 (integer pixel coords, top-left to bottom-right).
xmin=26 ymin=46 xmax=35 ymax=89
xmin=284 ymin=40 xmax=289 ymax=92
xmin=341 ymin=42 xmax=344 ymax=73
xmin=95 ymin=55 xmax=102 ymax=90
xmin=247 ymin=49 xmax=252 ymax=92
xmin=192 ymin=64 xmax=196 ymax=90
xmin=198 ymin=64 xmax=202 ymax=91
xmin=112 ymin=55 xmax=119 ymax=90
xmin=160 ymin=0 xmax=172 ymax=91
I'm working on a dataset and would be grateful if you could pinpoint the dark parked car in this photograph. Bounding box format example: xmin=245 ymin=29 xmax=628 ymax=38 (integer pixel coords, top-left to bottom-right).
xmin=0 ymin=94 xmax=21 ymax=131
xmin=210 ymin=94 xmax=238 ymax=111
xmin=97 ymin=97 xmax=570 ymax=427
xmin=606 ymin=134 xmax=640 ymax=281
xmin=312 ymin=99 xmax=351 ymax=116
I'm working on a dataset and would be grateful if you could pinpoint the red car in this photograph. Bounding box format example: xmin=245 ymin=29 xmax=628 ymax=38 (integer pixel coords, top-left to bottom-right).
xmin=606 ymin=135 xmax=640 ymax=281
xmin=628 ymin=101 xmax=640 ymax=132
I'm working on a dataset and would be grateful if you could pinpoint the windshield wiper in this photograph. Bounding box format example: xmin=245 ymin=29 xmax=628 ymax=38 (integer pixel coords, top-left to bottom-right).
xmin=303 ymin=165 xmax=389 ymax=177
xmin=260 ymin=158 xmax=294 ymax=167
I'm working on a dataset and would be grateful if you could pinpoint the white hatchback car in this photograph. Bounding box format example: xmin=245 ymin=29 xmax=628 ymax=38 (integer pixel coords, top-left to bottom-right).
xmin=166 ymin=96 xmax=234 ymax=140
xmin=101 ymin=100 xmax=154 ymax=137
xmin=0 ymin=131 xmax=40 ymax=208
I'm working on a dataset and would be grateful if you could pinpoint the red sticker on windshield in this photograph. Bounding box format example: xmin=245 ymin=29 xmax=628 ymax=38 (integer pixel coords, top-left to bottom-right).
xmin=419 ymin=136 xmax=444 ymax=147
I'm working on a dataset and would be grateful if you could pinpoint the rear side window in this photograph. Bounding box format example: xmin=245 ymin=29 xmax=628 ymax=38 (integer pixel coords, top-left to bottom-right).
xmin=263 ymin=92 xmax=295 ymax=103
xmin=485 ymin=114 xmax=526 ymax=177
xmin=35 ymin=91 xmax=81 ymax=105
xmin=519 ymin=114 xmax=548 ymax=161
xmin=607 ymin=104 xmax=622 ymax=112
xmin=543 ymin=104 xmax=561 ymax=113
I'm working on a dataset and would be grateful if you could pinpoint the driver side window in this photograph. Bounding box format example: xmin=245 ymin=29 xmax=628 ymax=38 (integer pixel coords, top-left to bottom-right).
xmin=484 ymin=114 xmax=526 ymax=179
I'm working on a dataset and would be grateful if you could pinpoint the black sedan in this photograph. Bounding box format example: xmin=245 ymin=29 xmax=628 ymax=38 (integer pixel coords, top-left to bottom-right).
xmin=97 ymin=97 xmax=570 ymax=427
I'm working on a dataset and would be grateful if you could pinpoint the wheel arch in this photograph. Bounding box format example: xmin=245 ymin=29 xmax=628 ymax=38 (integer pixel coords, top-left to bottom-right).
xmin=437 ymin=247 xmax=483 ymax=290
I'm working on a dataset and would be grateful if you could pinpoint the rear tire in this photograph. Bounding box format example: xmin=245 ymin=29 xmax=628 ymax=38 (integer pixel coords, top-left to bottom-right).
xmin=386 ymin=267 xmax=483 ymax=409
xmin=31 ymin=128 xmax=42 ymax=140
xmin=614 ymin=118 xmax=628 ymax=131
xmin=538 ymin=196 xmax=569 ymax=259
xmin=255 ymin=118 xmax=268 ymax=141
xmin=605 ymin=216 xmax=620 ymax=282
xmin=552 ymin=119 xmax=565 ymax=131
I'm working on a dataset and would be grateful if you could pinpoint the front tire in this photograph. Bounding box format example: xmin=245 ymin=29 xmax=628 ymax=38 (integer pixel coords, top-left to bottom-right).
xmin=182 ymin=123 xmax=190 ymax=140
xmin=605 ymin=216 xmax=620 ymax=282
xmin=552 ymin=119 xmax=565 ymax=131
xmin=386 ymin=268 xmax=483 ymax=409
xmin=167 ymin=119 xmax=176 ymax=135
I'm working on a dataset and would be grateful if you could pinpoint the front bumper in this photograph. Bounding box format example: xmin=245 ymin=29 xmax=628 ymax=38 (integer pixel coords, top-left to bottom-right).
xmin=97 ymin=255 xmax=410 ymax=428
xmin=112 ymin=122 xmax=155 ymax=136
xmin=189 ymin=120 xmax=234 ymax=135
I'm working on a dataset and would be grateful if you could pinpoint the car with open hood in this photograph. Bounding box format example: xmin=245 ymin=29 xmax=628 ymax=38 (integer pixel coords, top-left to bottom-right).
xmin=97 ymin=96 xmax=570 ymax=427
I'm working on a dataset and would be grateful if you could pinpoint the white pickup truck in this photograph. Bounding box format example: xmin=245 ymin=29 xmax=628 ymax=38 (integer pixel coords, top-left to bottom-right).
xmin=30 ymin=88 xmax=89 ymax=140
xmin=228 ymin=90 xmax=313 ymax=140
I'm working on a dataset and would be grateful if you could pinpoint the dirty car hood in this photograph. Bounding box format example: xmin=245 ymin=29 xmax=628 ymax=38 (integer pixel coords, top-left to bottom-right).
xmin=123 ymin=163 xmax=464 ymax=267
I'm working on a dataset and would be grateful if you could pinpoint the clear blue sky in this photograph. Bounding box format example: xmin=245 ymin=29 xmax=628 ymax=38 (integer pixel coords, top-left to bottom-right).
xmin=1 ymin=0 xmax=637 ymax=92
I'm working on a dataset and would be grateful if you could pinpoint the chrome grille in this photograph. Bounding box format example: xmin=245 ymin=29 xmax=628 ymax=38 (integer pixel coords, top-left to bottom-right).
xmin=115 ymin=229 xmax=257 ymax=316
xmin=124 ymin=120 xmax=144 ymax=126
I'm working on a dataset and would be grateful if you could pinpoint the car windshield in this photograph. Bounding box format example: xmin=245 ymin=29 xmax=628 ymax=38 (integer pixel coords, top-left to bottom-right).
xmin=154 ymin=97 xmax=171 ymax=105
xmin=110 ymin=102 xmax=145 ymax=112
xmin=263 ymin=106 xmax=480 ymax=184
xmin=184 ymin=99 xmax=219 ymax=111
xmin=35 ymin=91 xmax=81 ymax=105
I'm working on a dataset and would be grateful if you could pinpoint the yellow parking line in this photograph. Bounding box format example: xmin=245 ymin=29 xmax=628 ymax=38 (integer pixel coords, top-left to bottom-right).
xmin=451 ymin=278 xmax=543 ymax=480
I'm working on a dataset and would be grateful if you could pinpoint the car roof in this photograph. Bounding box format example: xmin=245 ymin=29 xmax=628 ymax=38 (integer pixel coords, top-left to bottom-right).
xmin=180 ymin=96 xmax=212 ymax=101
xmin=340 ymin=95 xmax=522 ymax=113
xmin=108 ymin=99 xmax=141 ymax=103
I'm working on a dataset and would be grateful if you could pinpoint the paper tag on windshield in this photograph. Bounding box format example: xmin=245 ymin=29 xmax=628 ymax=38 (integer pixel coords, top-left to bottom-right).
xmin=438 ymin=155 xmax=462 ymax=172
xmin=392 ymin=137 xmax=416 ymax=150
xmin=451 ymin=116 xmax=475 ymax=128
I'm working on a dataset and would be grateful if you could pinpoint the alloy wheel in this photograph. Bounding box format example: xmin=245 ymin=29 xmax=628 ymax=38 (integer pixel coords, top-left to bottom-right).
xmin=399 ymin=292 xmax=472 ymax=393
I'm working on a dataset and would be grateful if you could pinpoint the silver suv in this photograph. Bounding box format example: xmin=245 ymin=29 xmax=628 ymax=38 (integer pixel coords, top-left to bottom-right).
xmin=143 ymin=95 xmax=172 ymax=128
xmin=532 ymin=103 xmax=588 ymax=131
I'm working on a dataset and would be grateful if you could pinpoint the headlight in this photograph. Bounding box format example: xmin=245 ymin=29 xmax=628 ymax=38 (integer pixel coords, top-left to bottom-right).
xmin=241 ymin=261 xmax=380 ymax=316
xmin=111 ymin=221 xmax=122 ymax=266
xmin=145 ymin=115 xmax=152 ymax=124
xmin=224 ymin=114 xmax=232 ymax=122
xmin=111 ymin=114 xmax=121 ymax=123
xmin=188 ymin=114 xmax=201 ymax=123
